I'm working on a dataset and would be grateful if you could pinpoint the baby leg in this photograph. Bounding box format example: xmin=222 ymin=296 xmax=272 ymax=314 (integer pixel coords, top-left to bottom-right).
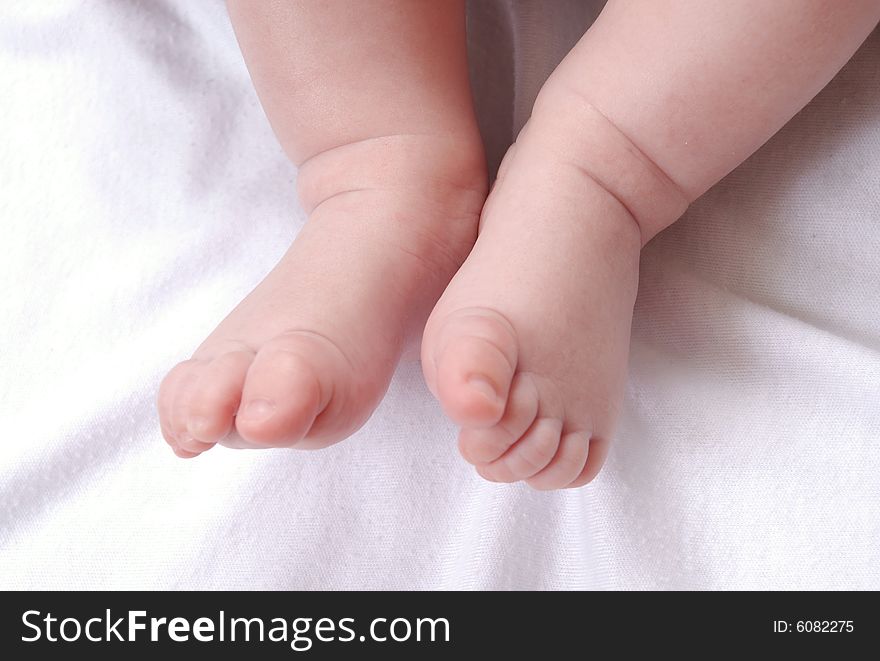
xmin=423 ymin=0 xmax=880 ymax=487
xmin=159 ymin=1 xmax=486 ymax=455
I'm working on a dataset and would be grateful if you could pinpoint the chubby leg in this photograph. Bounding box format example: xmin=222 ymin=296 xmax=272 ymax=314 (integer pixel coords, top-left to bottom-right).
xmin=424 ymin=0 xmax=880 ymax=487
xmin=159 ymin=1 xmax=486 ymax=456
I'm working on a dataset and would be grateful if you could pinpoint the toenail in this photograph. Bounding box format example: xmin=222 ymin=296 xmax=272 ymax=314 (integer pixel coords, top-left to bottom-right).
xmin=188 ymin=416 xmax=209 ymax=435
xmin=241 ymin=398 xmax=276 ymax=422
xmin=467 ymin=375 xmax=500 ymax=403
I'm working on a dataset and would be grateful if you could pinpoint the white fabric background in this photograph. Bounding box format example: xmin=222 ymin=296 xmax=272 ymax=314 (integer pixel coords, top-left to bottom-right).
xmin=1 ymin=0 xmax=878 ymax=590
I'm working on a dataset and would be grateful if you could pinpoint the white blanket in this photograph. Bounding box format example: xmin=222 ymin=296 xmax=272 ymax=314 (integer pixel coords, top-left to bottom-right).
xmin=1 ymin=0 xmax=878 ymax=590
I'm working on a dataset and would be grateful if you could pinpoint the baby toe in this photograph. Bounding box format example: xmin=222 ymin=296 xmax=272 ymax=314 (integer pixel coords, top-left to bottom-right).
xmin=171 ymin=445 xmax=203 ymax=459
xmin=185 ymin=350 xmax=254 ymax=444
xmin=157 ymin=359 xmax=192 ymax=450
xmin=458 ymin=373 xmax=539 ymax=465
xmin=159 ymin=359 xmax=212 ymax=455
xmin=478 ymin=416 xmax=563 ymax=483
xmin=565 ymin=435 xmax=610 ymax=489
xmin=526 ymin=430 xmax=591 ymax=491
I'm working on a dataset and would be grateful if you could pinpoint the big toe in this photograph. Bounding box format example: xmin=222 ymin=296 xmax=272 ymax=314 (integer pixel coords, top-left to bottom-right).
xmin=234 ymin=331 xmax=335 ymax=448
xmin=426 ymin=308 xmax=519 ymax=428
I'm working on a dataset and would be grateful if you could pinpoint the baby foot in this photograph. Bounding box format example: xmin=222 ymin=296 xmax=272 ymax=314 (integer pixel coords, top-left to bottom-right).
xmin=159 ymin=135 xmax=486 ymax=456
xmin=423 ymin=107 xmax=681 ymax=489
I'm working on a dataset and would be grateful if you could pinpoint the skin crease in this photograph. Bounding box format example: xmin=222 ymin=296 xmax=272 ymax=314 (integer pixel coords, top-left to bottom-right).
xmin=158 ymin=0 xmax=880 ymax=489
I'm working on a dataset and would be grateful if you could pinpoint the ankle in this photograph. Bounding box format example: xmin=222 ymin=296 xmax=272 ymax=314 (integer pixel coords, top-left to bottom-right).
xmin=525 ymin=82 xmax=691 ymax=245
xmin=295 ymin=133 xmax=488 ymax=216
